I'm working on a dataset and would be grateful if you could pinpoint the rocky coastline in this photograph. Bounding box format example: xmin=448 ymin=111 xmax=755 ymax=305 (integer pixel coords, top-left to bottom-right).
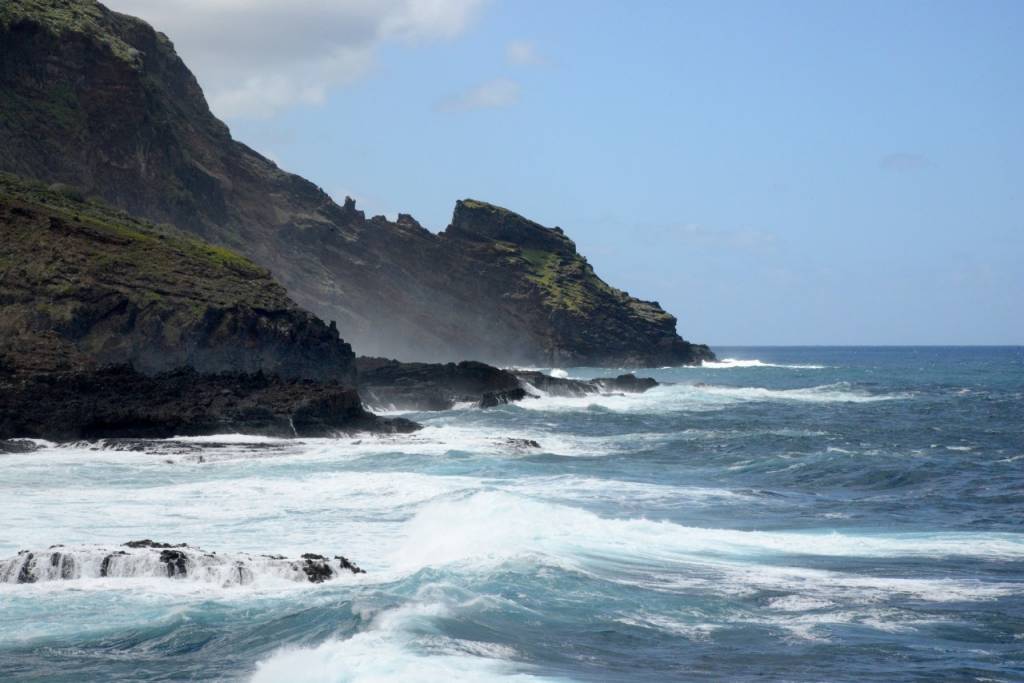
xmin=0 ymin=0 xmax=714 ymax=367
xmin=0 ymin=366 xmax=419 ymax=441
xmin=0 ymin=0 xmax=708 ymax=445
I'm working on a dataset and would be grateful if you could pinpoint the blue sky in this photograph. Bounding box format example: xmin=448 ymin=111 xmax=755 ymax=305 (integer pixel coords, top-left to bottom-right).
xmin=112 ymin=0 xmax=1023 ymax=344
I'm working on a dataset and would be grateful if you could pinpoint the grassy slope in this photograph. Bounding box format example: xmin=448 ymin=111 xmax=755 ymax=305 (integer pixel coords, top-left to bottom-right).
xmin=0 ymin=172 xmax=281 ymax=310
xmin=0 ymin=0 xmax=140 ymax=63
xmin=461 ymin=200 xmax=675 ymax=324
xmin=0 ymin=171 xmax=299 ymax=369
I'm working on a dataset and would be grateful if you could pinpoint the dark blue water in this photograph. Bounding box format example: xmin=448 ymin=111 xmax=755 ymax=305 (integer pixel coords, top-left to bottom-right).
xmin=1 ymin=347 xmax=1022 ymax=681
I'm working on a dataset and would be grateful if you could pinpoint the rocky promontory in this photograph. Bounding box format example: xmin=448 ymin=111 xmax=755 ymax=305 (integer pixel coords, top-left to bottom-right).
xmin=0 ymin=174 xmax=413 ymax=440
xmin=0 ymin=0 xmax=714 ymax=367
xmin=0 ymin=366 xmax=417 ymax=441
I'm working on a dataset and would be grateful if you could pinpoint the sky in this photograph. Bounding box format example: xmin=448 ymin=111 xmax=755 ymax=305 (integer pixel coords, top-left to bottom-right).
xmin=105 ymin=0 xmax=1023 ymax=345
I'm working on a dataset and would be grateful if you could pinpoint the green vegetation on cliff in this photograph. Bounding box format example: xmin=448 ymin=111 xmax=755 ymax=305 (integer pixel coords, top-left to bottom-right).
xmin=519 ymin=248 xmax=608 ymax=315
xmin=0 ymin=173 xmax=355 ymax=380
xmin=0 ymin=0 xmax=713 ymax=366
xmin=456 ymin=199 xmax=675 ymax=323
xmin=0 ymin=0 xmax=140 ymax=63
xmin=0 ymin=173 xmax=273 ymax=301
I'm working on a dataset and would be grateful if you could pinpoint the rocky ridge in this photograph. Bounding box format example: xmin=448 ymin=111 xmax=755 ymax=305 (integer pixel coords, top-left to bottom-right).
xmin=0 ymin=0 xmax=714 ymax=367
xmin=0 ymin=173 xmax=355 ymax=381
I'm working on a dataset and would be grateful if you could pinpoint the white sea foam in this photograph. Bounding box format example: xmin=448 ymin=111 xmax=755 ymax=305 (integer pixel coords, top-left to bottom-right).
xmin=385 ymin=491 xmax=1024 ymax=581
xmin=170 ymin=434 xmax=294 ymax=444
xmin=693 ymin=383 xmax=907 ymax=404
xmin=548 ymin=368 xmax=569 ymax=378
xmin=514 ymin=381 xmax=908 ymax=414
xmin=768 ymin=595 xmax=835 ymax=611
xmin=251 ymin=602 xmax=565 ymax=683
xmin=701 ymin=358 xmax=827 ymax=370
xmin=614 ymin=612 xmax=719 ymax=640
xmin=504 ymin=476 xmax=749 ymax=507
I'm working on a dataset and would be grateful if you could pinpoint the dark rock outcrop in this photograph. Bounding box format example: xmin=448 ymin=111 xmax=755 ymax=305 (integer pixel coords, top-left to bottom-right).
xmin=0 ymin=439 xmax=39 ymax=453
xmin=0 ymin=174 xmax=355 ymax=382
xmin=356 ymin=357 xmax=523 ymax=411
xmin=0 ymin=174 xmax=419 ymax=440
xmin=0 ymin=0 xmax=714 ymax=367
xmin=513 ymin=371 xmax=660 ymax=398
xmin=355 ymin=357 xmax=659 ymax=411
xmin=0 ymin=366 xmax=418 ymax=441
xmin=596 ymin=374 xmax=660 ymax=393
xmin=479 ymin=387 xmax=529 ymax=408
xmin=1 ymin=543 xmax=365 ymax=585
xmin=504 ymin=438 xmax=541 ymax=450
xmin=299 ymin=553 xmax=365 ymax=582
xmin=124 ymin=540 xmax=185 ymax=549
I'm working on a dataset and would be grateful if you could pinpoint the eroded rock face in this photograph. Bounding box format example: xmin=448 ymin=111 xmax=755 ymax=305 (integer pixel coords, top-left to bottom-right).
xmin=0 ymin=1 xmax=714 ymax=367
xmin=0 ymin=179 xmax=356 ymax=383
xmin=0 ymin=366 xmax=419 ymax=441
xmin=1 ymin=542 xmax=365 ymax=586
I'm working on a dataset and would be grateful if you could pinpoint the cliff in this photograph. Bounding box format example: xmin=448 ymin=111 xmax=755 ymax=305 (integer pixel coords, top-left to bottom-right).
xmin=0 ymin=173 xmax=355 ymax=381
xmin=0 ymin=0 xmax=714 ymax=367
xmin=0 ymin=173 xmax=421 ymax=439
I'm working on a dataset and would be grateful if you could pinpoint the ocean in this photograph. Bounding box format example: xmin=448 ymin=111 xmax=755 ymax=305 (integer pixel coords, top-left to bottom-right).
xmin=1 ymin=347 xmax=1022 ymax=681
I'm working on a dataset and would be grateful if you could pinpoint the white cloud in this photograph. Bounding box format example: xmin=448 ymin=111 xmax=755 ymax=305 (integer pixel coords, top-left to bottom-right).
xmin=103 ymin=0 xmax=485 ymax=119
xmin=438 ymin=78 xmax=521 ymax=112
xmin=505 ymin=40 xmax=544 ymax=66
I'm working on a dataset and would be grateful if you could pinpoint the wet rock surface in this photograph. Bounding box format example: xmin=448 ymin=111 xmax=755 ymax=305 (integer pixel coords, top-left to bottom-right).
xmin=0 ymin=439 xmax=39 ymax=454
xmin=513 ymin=371 xmax=660 ymax=398
xmin=1 ymin=543 xmax=366 ymax=585
xmin=356 ymin=357 xmax=523 ymax=411
xmin=356 ymin=358 xmax=660 ymax=412
xmin=504 ymin=438 xmax=542 ymax=450
xmin=479 ymin=387 xmax=529 ymax=408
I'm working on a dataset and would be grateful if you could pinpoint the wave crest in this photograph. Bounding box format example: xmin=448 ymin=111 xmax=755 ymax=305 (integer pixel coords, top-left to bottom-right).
xmin=701 ymin=358 xmax=826 ymax=369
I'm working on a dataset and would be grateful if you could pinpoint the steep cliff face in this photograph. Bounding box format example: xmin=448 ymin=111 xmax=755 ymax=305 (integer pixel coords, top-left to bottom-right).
xmin=439 ymin=200 xmax=713 ymax=366
xmin=0 ymin=174 xmax=355 ymax=382
xmin=0 ymin=0 xmax=714 ymax=367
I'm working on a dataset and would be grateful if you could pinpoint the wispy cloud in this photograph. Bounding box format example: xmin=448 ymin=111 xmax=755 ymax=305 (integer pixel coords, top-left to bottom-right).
xmin=103 ymin=0 xmax=485 ymax=120
xmin=505 ymin=40 xmax=545 ymax=66
xmin=438 ymin=78 xmax=521 ymax=112
xmin=879 ymin=153 xmax=933 ymax=172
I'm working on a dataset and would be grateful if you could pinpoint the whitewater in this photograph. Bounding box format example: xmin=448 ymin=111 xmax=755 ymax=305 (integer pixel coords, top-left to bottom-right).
xmin=1 ymin=347 xmax=1022 ymax=681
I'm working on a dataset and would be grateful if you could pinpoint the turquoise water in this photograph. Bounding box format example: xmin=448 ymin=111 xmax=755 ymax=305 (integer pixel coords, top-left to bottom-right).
xmin=1 ymin=347 xmax=1022 ymax=681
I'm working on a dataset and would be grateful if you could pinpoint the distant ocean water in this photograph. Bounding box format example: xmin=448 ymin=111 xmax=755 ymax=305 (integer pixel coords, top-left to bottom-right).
xmin=1 ymin=346 xmax=1022 ymax=682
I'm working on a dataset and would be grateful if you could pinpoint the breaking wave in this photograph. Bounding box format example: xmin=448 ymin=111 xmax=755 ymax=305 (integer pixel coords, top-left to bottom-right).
xmin=516 ymin=381 xmax=909 ymax=413
xmin=252 ymin=603 xmax=559 ymax=683
xmin=702 ymin=358 xmax=827 ymax=369
xmin=388 ymin=491 xmax=1024 ymax=576
xmin=3 ymin=348 xmax=1021 ymax=681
